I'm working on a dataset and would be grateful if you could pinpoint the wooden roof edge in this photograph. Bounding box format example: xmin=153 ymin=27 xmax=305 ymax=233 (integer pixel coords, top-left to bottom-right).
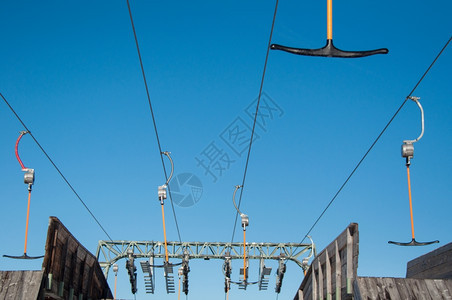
xmin=407 ymin=241 xmax=452 ymax=269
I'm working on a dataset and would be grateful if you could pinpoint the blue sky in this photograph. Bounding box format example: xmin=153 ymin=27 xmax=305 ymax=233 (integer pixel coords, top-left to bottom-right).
xmin=1 ymin=1 xmax=451 ymax=299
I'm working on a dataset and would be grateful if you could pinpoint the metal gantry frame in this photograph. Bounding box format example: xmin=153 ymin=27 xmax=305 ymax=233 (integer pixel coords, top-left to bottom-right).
xmin=96 ymin=240 xmax=315 ymax=295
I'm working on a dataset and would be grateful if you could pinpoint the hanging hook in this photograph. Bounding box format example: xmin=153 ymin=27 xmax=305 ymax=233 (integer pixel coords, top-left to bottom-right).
xmin=404 ymin=96 xmax=425 ymax=144
xmin=162 ymin=151 xmax=174 ymax=186
xmin=402 ymin=97 xmax=425 ymax=163
xmin=302 ymin=236 xmax=315 ymax=274
xmin=15 ymin=131 xmax=35 ymax=188
xmin=15 ymin=131 xmax=29 ymax=170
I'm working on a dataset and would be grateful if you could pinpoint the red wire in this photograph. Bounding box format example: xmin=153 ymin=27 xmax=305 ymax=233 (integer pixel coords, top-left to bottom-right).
xmin=15 ymin=133 xmax=26 ymax=170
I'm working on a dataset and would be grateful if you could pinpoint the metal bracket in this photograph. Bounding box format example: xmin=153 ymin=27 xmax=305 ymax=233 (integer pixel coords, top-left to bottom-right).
xmin=258 ymin=259 xmax=272 ymax=290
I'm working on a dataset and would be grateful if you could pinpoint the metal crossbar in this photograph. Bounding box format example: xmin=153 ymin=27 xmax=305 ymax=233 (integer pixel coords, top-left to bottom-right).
xmin=96 ymin=240 xmax=314 ymax=278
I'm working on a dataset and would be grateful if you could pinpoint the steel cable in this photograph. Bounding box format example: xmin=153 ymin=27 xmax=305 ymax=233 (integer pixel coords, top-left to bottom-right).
xmin=126 ymin=0 xmax=182 ymax=243
xmin=230 ymin=0 xmax=279 ymax=244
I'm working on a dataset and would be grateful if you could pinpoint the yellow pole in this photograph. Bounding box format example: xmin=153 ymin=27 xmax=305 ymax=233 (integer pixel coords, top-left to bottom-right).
xmin=178 ymin=274 xmax=181 ymax=300
xmin=243 ymin=229 xmax=247 ymax=281
xmin=407 ymin=165 xmax=416 ymax=240
xmin=23 ymin=190 xmax=32 ymax=255
xmin=161 ymin=204 xmax=169 ymax=262
xmin=327 ymin=0 xmax=333 ymax=40
xmin=114 ymin=274 xmax=117 ymax=299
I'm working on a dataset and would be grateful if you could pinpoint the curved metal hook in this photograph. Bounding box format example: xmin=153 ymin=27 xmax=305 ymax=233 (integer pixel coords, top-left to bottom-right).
xmin=15 ymin=131 xmax=29 ymax=170
xmin=306 ymin=235 xmax=316 ymax=259
xmin=404 ymin=97 xmax=424 ymax=144
xmin=161 ymin=151 xmax=174 ymax=186
xmin=232 ymin=185 xmax=243 ymax=216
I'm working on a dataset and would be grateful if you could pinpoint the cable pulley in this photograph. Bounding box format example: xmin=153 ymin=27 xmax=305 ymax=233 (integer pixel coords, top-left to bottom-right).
xmin=3 ymin=131 xmax=43 ymax=260
xmin=271 ymin=0 xmax=388 ymax=58
xmin=388 ymin=97 xmax=439 ymax=247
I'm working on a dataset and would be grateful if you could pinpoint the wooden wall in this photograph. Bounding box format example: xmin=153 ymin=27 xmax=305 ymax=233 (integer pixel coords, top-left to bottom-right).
xmin=407 ymin=242 xmax=452 ymax=279
xmin=294 ymin=223 xmax=359 ymax=300
xmin=41 ymin=216 xmax=112 ymax=300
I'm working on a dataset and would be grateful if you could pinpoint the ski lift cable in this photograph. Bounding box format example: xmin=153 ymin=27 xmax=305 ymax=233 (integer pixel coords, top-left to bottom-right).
xmin=126 ymin=0 xmax=182 ymax=243
xmin=1 ymin=92 xmax=120 ymax=252
xmin=293 ymin=35 xmax=451 ymax=249
xmin=230 ymin=0 xmax=280 ymax=244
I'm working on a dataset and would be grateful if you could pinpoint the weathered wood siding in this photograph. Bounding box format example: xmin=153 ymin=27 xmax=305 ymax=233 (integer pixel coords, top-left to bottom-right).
xmin=42 ymin=216 xmax=112 ymax=300
xmin=0 ymin=270 xmax=44 ymax=300
xmin=407 ymin=242 xmax=452 ymax=279
xmin=294 ymin=223 xmax=359 ymax=300
xmin=354 ymin=277 xmax=452 ymax=300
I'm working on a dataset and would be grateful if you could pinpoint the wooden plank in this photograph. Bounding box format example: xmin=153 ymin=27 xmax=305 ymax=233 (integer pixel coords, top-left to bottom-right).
xmin=355 ymin=277 xmax=452 ymax=300
xmin=0 ymin=271 xmax=44 ymax=300
xmin=434 ymin=279 xmax=452 ymax=299
xmin=335 ymin=240 xmax=341 ymax=300
xmin=318 ymin=258 xmax=324 ymax=300
xmin=424 ymin=279 xmax=442 ymax=299
xmin=353 ymin=278 xmax=367 ymax=299
xmin=325 ymin=248 xmax=332 ymax=300
xmin=345 ymin=227 xmax=353 ymax=296
xmin=365 ymin=277 xmax=380 ymax=299
xmin=298 ymin=289 xmax=304 ymax=300
xmin=381 ymin=278 xmax=404 ymax=299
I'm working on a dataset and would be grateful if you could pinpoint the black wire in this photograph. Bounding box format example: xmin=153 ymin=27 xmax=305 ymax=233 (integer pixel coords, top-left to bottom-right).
xmin=126 ymin=0 xmax=182 ymax=243
xmin=230 ymin=0 xmax=279 ymax=244
xmin=1 ymin=92 xmax=118 ymax=247
xmin=296 ymin=35 xmax=452 ymax=246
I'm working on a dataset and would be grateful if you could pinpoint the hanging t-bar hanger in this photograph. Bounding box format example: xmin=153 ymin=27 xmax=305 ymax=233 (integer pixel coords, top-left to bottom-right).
xmin=271 ymin=0 xmax=388 ymax=58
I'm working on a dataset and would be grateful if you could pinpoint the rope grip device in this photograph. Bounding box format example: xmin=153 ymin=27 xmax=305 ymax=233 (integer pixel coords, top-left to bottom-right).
xmin=3 ymin=131 xmax=43 ymax=260
xmin=389 ymin=97 xmax=439 ymax=247
xmin=270 ymin=0 xmax=388 ymax=58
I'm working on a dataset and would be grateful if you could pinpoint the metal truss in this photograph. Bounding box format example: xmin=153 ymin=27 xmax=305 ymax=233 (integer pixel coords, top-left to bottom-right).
xmin=96 ymin=240 xmax=314 ymax=278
